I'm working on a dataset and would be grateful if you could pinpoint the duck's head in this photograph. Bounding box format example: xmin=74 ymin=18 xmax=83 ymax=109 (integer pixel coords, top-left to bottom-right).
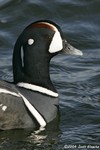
xmin=13 ymin=20 xmax=82 ymax=91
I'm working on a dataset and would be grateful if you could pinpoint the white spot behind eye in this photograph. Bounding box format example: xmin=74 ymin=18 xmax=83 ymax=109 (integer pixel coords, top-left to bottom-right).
xmin=28 ymin=39 xmax=34 ymax=45
xmin=2 ymin=105 xmax=7 ymax=111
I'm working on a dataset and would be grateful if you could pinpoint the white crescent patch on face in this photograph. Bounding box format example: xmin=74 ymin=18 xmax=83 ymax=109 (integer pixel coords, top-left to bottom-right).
xmin=41 ymin=22 xmax=63 ymax=53
xmin=49 ymin=30 xmax=63 ymax=53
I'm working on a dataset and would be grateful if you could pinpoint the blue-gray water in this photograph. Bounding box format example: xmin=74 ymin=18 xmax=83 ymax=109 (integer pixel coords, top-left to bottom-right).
xmin=0 ymin=1 xmax=100 ymax=150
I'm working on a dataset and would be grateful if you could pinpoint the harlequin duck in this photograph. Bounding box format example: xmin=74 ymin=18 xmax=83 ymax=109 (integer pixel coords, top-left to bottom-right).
xmin=0 ymin=20 xmax=83 ymax=130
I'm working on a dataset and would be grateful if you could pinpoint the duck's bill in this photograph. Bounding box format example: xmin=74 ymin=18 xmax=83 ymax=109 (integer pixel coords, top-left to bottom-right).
xmin=62 ymin=40 xmax=83 ymax=56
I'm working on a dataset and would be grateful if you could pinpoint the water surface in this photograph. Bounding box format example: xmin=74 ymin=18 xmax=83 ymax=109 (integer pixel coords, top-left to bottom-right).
xmin=0 ymin=0 xmax=100 ymax=149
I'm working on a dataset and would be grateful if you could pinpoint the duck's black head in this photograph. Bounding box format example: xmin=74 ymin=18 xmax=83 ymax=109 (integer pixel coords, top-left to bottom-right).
xmin=13 ymin=20 xmax=82 ymax=92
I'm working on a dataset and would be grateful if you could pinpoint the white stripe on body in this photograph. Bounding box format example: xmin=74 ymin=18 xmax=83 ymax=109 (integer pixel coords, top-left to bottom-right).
xmin=0 ymin=88 xmax=46 ymax=127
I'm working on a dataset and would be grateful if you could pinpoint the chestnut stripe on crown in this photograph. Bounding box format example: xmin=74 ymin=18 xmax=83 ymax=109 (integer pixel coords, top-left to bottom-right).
xmin=31 ymin=22 xmax=56 ymax=32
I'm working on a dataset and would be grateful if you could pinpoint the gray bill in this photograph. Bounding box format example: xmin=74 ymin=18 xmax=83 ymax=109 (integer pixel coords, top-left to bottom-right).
xmin=62 ymin=40 xmax=83 ymax=56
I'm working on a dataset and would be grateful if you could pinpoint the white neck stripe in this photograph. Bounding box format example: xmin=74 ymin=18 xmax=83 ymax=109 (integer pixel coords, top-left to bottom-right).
xmin=17 ymin=83 xmax=58 ymax=97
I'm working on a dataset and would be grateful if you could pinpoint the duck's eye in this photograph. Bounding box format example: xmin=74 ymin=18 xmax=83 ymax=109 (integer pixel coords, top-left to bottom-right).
xmin=28 ymin=39 xmax=34 ymax=45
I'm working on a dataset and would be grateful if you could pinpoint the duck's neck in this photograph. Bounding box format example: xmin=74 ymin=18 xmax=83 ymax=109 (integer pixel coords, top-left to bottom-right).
xmin=13 ymin=51 xmax=57 ymax=93
xmin=24 ymin=59 xmax=57 ymax=93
